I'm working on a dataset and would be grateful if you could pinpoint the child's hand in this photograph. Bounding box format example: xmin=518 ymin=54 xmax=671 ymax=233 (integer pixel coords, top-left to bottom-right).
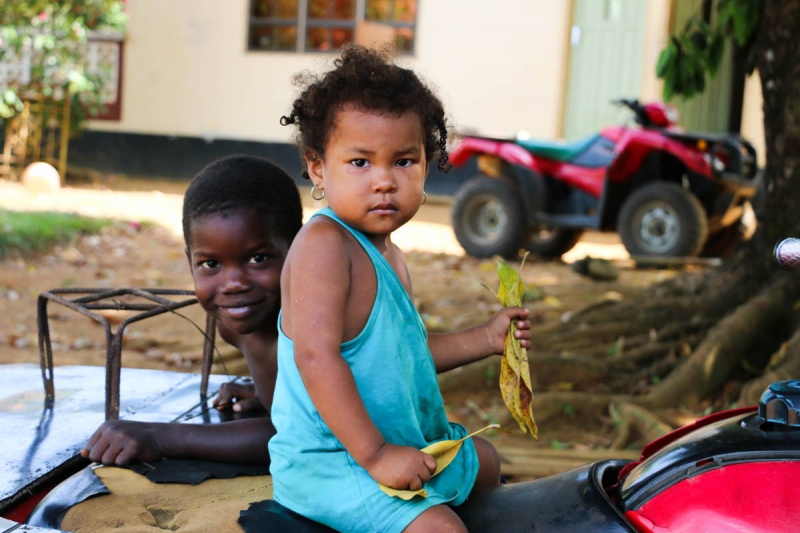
xmin=367 ymin=443 xmax=437 ymax=491
xmin=81 ymin=420 xmax=162 ymax=466
xmin=214 ymin=381 xmax=264 ymax=412
xmin=485 ymin=307 xmax=532 ymax=355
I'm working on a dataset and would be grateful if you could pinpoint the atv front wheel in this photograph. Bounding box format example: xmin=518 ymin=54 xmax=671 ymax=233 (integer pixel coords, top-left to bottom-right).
xmin=526 ymin=228 xmax=583 ymax=259
xmin=617 ymin=182 xmax=708 ymax=257
xmin=452 ymin=176 xmax=526 ymax=259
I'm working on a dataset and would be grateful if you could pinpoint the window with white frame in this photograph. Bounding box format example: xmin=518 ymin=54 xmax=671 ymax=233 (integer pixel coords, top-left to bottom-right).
xmin=247 ymin=0 xmax=417 ymax=53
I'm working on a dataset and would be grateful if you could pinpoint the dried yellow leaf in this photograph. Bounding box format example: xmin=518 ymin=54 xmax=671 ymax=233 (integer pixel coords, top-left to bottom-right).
xmin=491 ymin=254 xmax=538 ymax=438
xmin=379 ymin=424 xmax=499 ymax=499
xmin=379 ymin=485 xmax=427 ymax=500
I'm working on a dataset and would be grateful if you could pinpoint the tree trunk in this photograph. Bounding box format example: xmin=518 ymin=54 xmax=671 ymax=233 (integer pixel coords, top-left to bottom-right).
xmin=746 ymin=0 xmax=800 ymax=267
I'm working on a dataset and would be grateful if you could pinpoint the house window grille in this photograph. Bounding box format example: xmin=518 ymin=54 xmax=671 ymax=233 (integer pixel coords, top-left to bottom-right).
xmin=248 ymin=0 xmax=417 ymax=53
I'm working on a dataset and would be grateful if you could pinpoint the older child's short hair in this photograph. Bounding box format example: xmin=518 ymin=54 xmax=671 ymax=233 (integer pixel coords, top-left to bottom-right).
xmin=182 ymin=155 xmax=303 ymax=246
xmin=281 ymin=45 xmax=451 ymax=176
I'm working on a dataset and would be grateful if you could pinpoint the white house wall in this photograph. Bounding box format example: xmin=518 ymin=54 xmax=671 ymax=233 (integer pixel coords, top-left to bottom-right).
xmin=412 ymin=1 xmax=571 ymax=138
xmin=88 ymin=0 xmax=763 ymax=152
xmin=88 ymin=0 xmax=572 ymax=143
xmin=88 ymin=0 xmax=307 ymax=143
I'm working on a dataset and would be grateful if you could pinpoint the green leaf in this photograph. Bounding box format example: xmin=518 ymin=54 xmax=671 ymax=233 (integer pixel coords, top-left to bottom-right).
xmin=694 ymin=66 xmax=706 ymax=93
xmin=718 ymin=0 xmax=760 ymax=46
xmin=678 ymin=54 xmax=697 ymax=97
xmin=656 ymin=43 xmax=675 ymax=77
xmin=707 ymin=34 xmax=725 ymax=76
xmin=662 ymin=61 xmax=677 ymax=101
xmin=716 ymin=0 xmax=737 ymax=32
xmin=689 ymin=30 xmax=708 ymax=53
xmin=496 ymin=260 xmax=518 ymax=305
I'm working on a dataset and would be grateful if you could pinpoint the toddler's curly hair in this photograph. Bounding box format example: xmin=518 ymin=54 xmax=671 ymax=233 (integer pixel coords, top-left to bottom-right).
xmin=281 ymin=45 xmax=451 ymax=176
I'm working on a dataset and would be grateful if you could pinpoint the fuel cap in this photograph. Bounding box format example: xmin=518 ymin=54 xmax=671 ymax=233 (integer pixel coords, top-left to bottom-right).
xmin=758 ymin=380 xmax=800 ymax=427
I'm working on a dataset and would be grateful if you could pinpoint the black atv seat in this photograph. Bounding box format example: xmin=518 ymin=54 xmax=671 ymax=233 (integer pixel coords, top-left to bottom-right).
xmin=239 ymin=459 xmax=636 ymax=532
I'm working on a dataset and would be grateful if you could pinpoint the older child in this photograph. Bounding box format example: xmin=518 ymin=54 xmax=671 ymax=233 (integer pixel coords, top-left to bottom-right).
xmin=82 ymin=154 xmax=302 ymax=466
xmin=270 ymin=46 xmax=532 ymax=532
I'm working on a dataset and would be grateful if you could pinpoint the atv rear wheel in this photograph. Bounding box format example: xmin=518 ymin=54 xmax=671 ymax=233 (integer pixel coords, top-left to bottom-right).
xmin=617 ymin=182 xmax=708 ymax=257
xmin=526 ymin=228 xmax=583 ymax=259
xmin=452 ymin=176 xmax=526 ymax=259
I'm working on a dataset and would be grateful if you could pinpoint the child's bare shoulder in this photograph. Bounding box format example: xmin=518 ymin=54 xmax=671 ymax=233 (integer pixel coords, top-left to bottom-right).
xmin=292 ymin=216 xmax=356 ymax=256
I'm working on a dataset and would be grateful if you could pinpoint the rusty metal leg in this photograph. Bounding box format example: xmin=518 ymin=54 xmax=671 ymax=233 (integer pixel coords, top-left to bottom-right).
xmin=36 ymin=295 xmax=55 ymax=403
xmin=200 ymin=314 xmax=217 ymax=398
xmin=105 ymin=327 xmax=124 ymax=421
xmin=33 ymin=287 xmax=208 ymax=416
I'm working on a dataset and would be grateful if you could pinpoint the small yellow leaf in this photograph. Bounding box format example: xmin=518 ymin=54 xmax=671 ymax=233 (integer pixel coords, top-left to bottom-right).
xmin=379 ymin=424 xmax=499 ymax=499
xmin=379 ymin=486 xmax=427 ymax=500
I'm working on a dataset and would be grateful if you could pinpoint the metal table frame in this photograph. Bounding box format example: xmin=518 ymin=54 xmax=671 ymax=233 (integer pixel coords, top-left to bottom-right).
xmin=36 ymin=287 xmax=217 ymax=420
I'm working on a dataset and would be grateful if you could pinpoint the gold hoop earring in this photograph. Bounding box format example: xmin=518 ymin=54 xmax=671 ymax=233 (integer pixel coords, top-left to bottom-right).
xmin=421 ymin=191 xmax=427 ymax=205
xmin=311 ymin=185 xmax=325 ymax=201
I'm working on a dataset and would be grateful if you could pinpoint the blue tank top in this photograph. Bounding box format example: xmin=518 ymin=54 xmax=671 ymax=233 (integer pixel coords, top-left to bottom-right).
xmin=269 ymin=207 xmax=478 ymax=533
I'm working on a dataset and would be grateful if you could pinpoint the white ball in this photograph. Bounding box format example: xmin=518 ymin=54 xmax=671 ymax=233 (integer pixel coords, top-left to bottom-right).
xmin=21 ymin=162 xmax=61 ymax=194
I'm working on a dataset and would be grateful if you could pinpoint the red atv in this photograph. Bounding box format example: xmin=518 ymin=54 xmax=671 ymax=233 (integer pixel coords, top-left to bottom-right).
xmin=449 ymin=99 xmax=760 ymax=259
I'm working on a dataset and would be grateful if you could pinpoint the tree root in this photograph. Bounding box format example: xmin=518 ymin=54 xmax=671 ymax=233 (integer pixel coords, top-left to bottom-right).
xmin=609 ymin=418 xmax=632 ymax=450
xmin=525 ymin=393 xmax=672 ymax=451
xmin=617 ymin=402 xmax=672 ymax=440
xmin=738 ymin=326 xmax=800 ymax=405
xmin=530 ymin=391 xmax=620 ymax=425
xmin=640 ymin=277 xmax=800 ymax=409
xmin=495 ymin=446 xmax=640 ymax=479
xmin=609 ymin=334 xmax=702 ymax=370
xmin=609 ymin=402 xmax=673 ymax=449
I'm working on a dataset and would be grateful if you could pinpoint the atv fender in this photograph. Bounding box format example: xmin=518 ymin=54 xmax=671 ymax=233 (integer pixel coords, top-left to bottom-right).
xmin=449 ymin=137 xmax=542 ymax=174
xmin=607 ymin=129 xmax=711 ymax=184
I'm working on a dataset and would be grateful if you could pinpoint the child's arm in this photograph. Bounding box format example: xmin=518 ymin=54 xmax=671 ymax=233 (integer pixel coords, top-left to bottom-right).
xmin=81 ymin=417 xmax=274 ymax=466
xmin=284 ymin=222 xmax=436 ymax=490
xmin=428 ymin=307 xmax=531 ymax=373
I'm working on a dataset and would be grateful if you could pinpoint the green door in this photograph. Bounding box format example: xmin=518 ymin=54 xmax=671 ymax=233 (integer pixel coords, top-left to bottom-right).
xmin=563 ymin=0 xmax=647 ymax=140
xmin=670 ymin=0 xmax=735 ymax=133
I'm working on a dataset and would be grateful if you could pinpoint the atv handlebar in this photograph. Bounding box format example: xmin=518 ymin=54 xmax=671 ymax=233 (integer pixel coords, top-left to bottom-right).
xmin=775 ymin=239 xmax=800 ymax=270
xmin=612 ymin=98 xmax=640 ymax=108
xmin=611 ymin=99 xmax=648 ymax=126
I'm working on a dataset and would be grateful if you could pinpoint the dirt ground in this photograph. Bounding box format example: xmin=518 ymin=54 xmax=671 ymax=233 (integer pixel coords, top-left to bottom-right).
xmin=0 ymin=177 xmax=689 ymax=476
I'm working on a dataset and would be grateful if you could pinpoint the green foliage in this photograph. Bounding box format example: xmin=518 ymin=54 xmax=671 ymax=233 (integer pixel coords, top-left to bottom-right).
xmin=0 ymin=209 xmax=111 ymax=258
xmin=657 ymin=0 xmax=761 ymax=101
xmin=0 ymin=1 xmax=126 ymax=121
xmin=717 ymin=0 xmax=760 ymax=46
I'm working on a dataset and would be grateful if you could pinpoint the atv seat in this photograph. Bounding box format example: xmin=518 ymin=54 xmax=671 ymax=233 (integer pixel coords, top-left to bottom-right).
xmin=516 ymin=134 xmax=599 ymax=162
xmin=238 ymin=460 xmax=637 ymax=532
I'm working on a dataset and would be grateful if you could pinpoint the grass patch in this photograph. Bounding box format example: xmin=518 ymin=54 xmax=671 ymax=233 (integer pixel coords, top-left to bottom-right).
xmin=0 ymin=210 xmax=112 ymax=259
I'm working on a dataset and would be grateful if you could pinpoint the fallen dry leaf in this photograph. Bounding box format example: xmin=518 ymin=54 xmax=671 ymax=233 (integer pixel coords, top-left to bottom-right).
xmin=488 ymin=254 xmax=538 ymax=438
xmin=379 ymin=424 xmax=499 ymax=500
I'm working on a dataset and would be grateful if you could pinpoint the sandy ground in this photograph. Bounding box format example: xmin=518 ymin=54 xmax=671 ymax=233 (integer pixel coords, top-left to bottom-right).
xmin=0 ymin=177 xmax=631 ymax=262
